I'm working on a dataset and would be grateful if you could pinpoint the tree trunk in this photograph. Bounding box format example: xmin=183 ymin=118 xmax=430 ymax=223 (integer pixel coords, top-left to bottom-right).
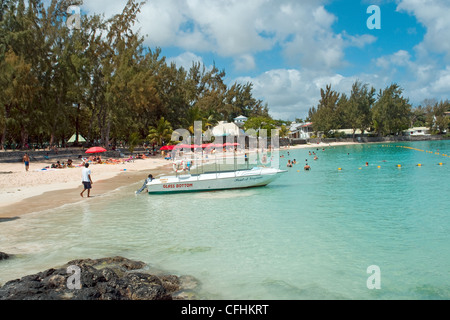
xmin=20 ymin=125 xmax=28 ymax=150
xmin=1 ymin=125 xmax=6 ymax=151
xmin=75 ymin=103 xmax=81 ymax=145
xmin=105 ymin=117 xmax=111 ymax=147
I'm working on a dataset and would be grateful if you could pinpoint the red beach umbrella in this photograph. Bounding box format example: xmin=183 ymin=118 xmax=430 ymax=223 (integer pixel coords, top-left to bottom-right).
xmin=160 ymin=145 xmax=174 ymax=151
xmin=175 ymin=144 xmax=191 ymax=149
xmin=85 ymin=147 xmax=107 ymax=154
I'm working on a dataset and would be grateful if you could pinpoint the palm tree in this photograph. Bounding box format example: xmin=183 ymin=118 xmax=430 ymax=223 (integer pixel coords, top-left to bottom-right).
xmin=147 ymin=117 xmax=173 ymax=146
xmin=278 ymin=125 xmax=290 ymax=138
xmin=128 ymin=132 xmax=141 ymax=154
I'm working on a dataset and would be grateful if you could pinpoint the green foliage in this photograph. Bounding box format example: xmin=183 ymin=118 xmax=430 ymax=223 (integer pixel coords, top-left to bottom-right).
xmin=243 ymin=116 xmax=277 ymax=137
xmin=128 ymin=132 xmax=141 ymax=154
xmin=308 ymin=82 xmax=414 ymax=138
xmin=372 ymin=84 xmax=412 ymax=136
xmin=0 ymin=0 xmax=267 ymax=149
xmin=422 ymin=100 xmax=450 ymax=134
xmin=278 ymin=125 xmax=290 ymax=138
xmin=309 ymin=85 xmax=341 ymax=136
xmin=147 ymin=117 xmax=173 ymax=146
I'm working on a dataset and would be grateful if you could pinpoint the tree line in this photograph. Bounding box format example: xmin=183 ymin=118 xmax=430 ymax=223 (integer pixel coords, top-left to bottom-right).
xmin=0 ymin=0 xmax=270 ymax=150
xmin=308 ymin=81 xmax=450 ymax=138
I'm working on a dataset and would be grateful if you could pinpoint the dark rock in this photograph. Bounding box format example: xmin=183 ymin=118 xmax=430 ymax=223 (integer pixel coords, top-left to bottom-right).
xmin=0 ymin=256 xmax=196 ymax=300
xmin=0 ymin=252 xmax=9 ymax=261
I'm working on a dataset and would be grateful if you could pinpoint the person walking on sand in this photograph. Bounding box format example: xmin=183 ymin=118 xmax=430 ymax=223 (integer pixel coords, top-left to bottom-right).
xmin=80 ymin=163 xmax=93 ymax=198
xmin=23 ymin=153 xmax=30 ymax=172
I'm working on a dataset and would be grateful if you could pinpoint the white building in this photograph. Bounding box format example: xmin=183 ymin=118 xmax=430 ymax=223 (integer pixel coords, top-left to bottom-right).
xmin=404 ymin=127 xmax=431 ymax=136
xmin=212 ymin=121 xmax=245 ymax=137
xmin=288 ymin=122 xmax=314 ymax=139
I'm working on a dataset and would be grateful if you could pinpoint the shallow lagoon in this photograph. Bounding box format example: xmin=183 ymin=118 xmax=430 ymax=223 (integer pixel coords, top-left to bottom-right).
xmin=1 ymin=141 xmax=449 ymax=299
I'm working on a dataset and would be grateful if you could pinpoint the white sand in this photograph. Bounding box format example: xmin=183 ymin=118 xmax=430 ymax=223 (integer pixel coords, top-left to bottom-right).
xmin=0 ymin=157 xmax=170 ymax=212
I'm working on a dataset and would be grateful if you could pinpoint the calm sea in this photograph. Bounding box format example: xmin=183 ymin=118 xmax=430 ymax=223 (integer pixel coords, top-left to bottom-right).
xmin=1 ymin=141 xmax=449 ymax=300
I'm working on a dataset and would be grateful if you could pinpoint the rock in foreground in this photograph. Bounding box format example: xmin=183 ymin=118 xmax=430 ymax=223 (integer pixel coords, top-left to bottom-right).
xmin=0 ymin=256 xmax=196 ymax=300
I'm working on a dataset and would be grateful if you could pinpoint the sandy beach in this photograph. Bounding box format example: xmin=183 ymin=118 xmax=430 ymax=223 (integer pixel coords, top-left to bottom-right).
xmin=0 ymin=156 xmax=172 ymax=218
xmin=0 ymin=141 xmax=358 ymax=218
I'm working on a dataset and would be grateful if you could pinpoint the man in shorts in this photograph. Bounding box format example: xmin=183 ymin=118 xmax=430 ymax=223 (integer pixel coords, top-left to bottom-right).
xmin=23 ymin=153 xmax=30 ymax=172
xmin=80 ymin=163 xmax=93 ymax=197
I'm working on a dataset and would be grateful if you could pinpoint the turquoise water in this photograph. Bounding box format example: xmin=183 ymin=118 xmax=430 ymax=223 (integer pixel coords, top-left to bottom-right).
xmin=1 ymin=141 xmax=449 ymax=299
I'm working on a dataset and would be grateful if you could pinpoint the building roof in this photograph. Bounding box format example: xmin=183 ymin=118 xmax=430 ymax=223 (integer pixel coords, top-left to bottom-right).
xmin=290 ymin=122 xmax=313 ymax=132
xmin=212 ymin=121 xmax=242 ymax=136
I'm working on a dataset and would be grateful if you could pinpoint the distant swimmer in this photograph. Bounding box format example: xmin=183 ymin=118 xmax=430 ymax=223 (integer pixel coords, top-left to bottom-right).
xmin=314 ymin=156 xmax=318 ymax=160
xmin=366 ymin=162 xmax=369 ymax=166
xmin=287 ymin=160 xmax=293 ymax=168
xmin=304 ymin=163 xmax=311 ymax=171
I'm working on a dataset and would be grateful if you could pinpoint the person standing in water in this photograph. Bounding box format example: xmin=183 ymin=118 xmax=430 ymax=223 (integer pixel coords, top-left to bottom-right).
xmin=80 ymin=163 xmax=93 ymax=198
xmin=136 ymin=174 xmax=154 ymax=194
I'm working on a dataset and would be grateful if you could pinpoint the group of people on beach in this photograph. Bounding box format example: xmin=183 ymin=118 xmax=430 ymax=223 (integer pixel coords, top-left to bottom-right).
xmin=50 ymin=159 xmax=74 ymax=169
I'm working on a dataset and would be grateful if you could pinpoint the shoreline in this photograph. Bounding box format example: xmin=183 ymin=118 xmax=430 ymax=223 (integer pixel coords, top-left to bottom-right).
xmin=0 ymin=157 xmax=172 ymax=218
xmin=0 ymin=140 xmax=383 ymax=218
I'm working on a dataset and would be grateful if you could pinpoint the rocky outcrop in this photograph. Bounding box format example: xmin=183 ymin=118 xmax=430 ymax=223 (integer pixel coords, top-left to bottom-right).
xmin=0 ymin=256 xmax=197 ymax=300
xmin=0 ymin=252 xmax=9 ymax=261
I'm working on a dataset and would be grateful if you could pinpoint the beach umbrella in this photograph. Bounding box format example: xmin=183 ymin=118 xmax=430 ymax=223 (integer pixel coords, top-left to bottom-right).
xmin=174 ymin=144 xmax=191 ymax=149
xmin=85 ymin=147 xmax=107 ymax=154
xmin=160 ymin=145 xmax=174 ymax=151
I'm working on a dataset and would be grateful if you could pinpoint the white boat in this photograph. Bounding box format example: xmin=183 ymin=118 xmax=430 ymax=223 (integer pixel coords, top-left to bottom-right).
xmin=146 ymin=166 xmax=286 ymax=194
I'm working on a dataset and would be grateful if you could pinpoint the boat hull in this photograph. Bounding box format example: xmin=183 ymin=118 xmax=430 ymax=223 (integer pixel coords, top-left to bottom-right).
xmin=147 ymin=167 xmax=286 ymax=194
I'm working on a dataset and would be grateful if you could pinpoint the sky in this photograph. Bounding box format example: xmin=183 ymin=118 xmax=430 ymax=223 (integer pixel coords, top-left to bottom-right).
xmin=78 ymin=0 xmax=450 ymax=121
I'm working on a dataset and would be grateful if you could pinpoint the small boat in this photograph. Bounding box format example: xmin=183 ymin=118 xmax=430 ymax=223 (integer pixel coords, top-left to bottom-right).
xmin=147 ymin=166 xmax=286 ymax=194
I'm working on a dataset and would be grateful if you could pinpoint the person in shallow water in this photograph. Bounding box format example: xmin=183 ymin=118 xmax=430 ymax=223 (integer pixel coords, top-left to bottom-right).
xmin=136 ymin=174 xmax=154 ymax=194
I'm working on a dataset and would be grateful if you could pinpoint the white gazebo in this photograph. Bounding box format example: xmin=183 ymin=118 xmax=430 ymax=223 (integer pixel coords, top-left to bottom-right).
xmin=234 ymin=115 xmax=248 ymax=127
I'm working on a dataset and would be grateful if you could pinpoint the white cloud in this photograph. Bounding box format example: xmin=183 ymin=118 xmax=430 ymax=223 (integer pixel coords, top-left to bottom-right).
xmin=233 ymin=54 xmax=256 ymax=72
xmin=82 ymin=0 xmax=376 ymax=72
xmin=397 ymin=0 xmax=450 ymax=59
xmin=375 ymin=50 xmax=412 ymax=69
xmin=235 ymin=69 xmax=361 ymax=120
xmin=79 ymin=0 xmax=450 ymax=119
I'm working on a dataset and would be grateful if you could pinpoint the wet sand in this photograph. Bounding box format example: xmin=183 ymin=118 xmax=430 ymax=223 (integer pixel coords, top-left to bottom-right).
xmin=0 ymin=157 xmax=172 ymax=218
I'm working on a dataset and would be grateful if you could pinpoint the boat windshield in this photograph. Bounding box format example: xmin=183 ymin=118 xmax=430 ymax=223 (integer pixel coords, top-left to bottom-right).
xmin=169 ymin=144 xmax=279 ymax=176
